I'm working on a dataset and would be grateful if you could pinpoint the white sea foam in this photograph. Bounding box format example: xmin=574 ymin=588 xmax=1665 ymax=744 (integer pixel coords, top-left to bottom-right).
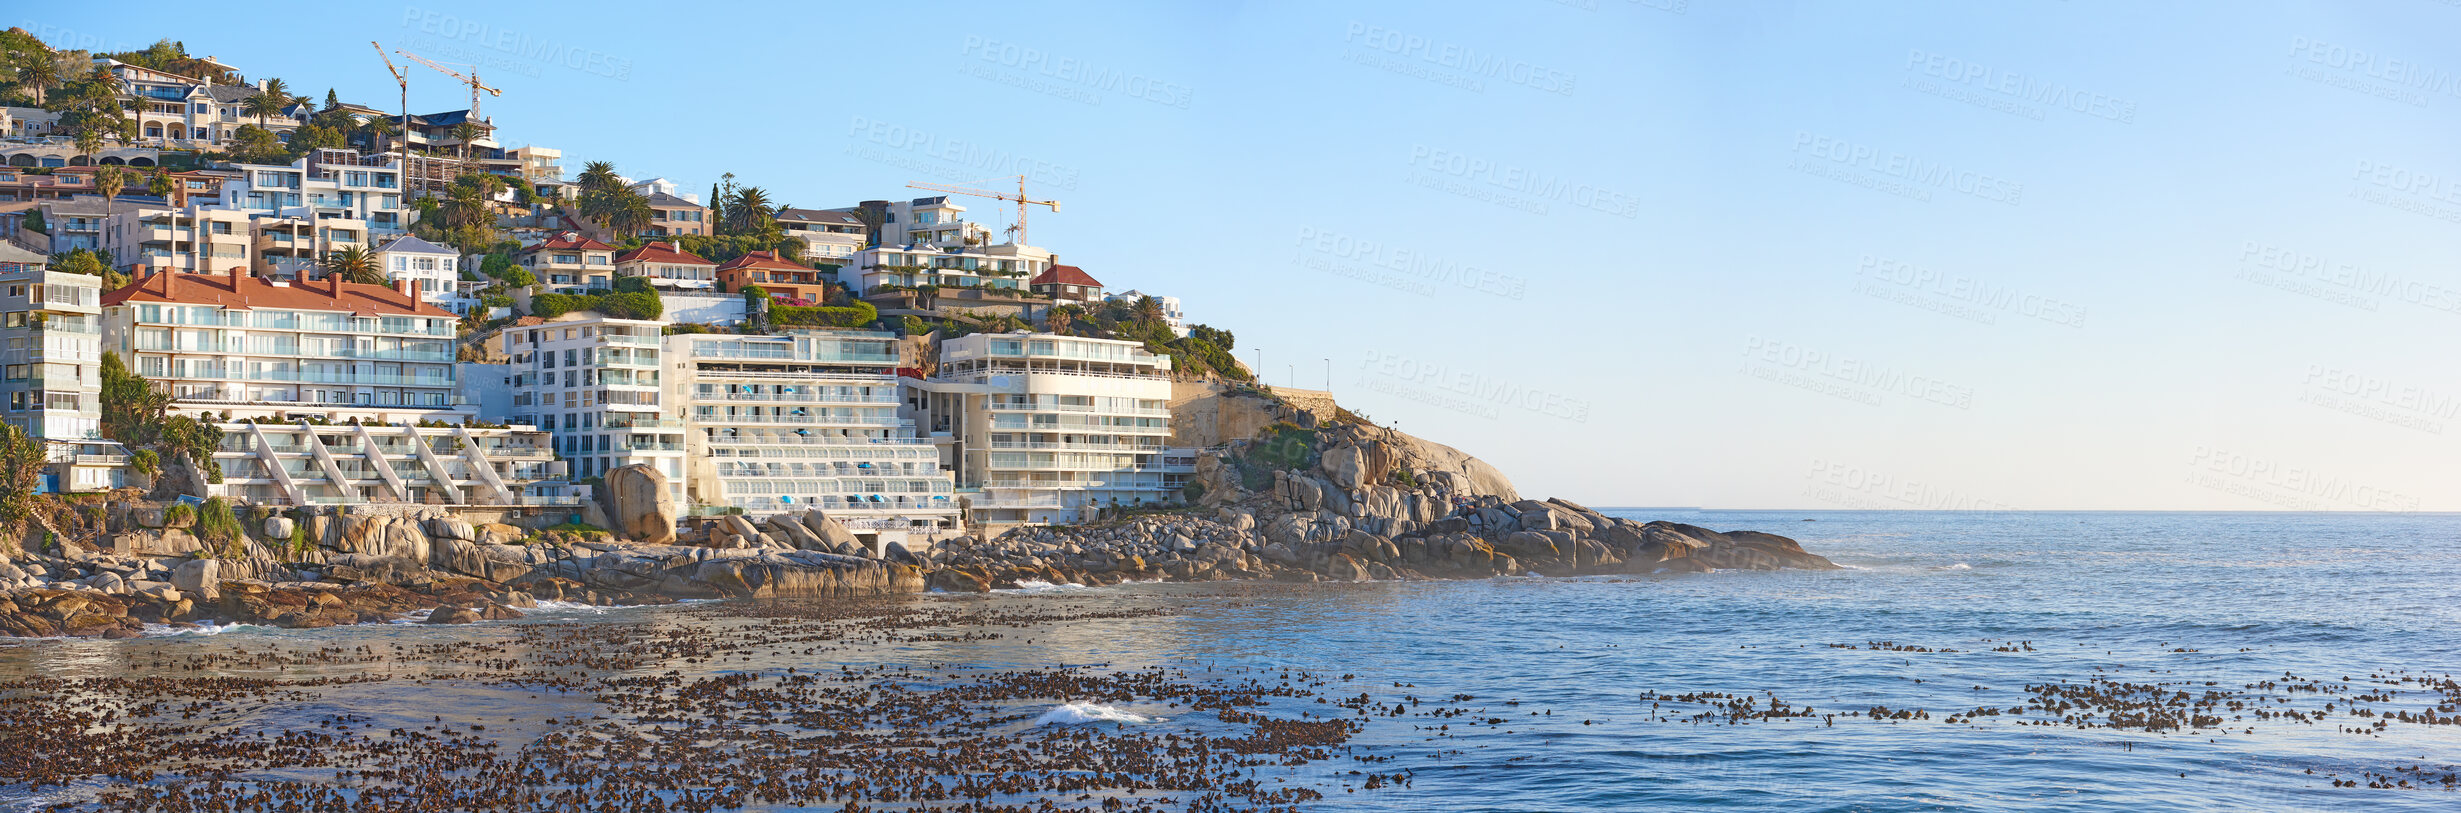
xmin=144 ymin=621 xmax=258 ymax=637
xmin=1034 ymin=702 xmax=1163 ymax=726
xmin=999 ymin=579 xmax=1090 ymax=593
xmin=1931 ymin=562 xmax=1973 ymax=571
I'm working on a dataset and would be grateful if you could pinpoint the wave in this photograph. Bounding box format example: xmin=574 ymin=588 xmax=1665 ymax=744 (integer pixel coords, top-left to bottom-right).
xmin=1931 ymin=563 xmax=1973 ymax=571
xmin=998 ymin=579 xmax=1091 ymax=593
xmin=142 ymin=621 xmax=260 ymax=637
xmin=1034 ymin=702 xmax=1163 ymax=726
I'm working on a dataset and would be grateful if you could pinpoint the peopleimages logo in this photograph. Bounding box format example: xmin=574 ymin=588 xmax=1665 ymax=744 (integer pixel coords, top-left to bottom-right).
xmin=1406 ymin=146 xmax=1640 ymax=217
xmin=398 ymin=7 xmax=633 ymax=81
xmin=1359 ymin=350 xmax=1591 ymax=422
xmin=958 ymin=35 xmax=1193 ymax=109
xmin=1343 ymin=22 xmax=1577 ymax=95
xmin=1790 ymin=132 xmax=2023 ymax=204
xmin=1902 ymin=49 xmax=2138 ymax=123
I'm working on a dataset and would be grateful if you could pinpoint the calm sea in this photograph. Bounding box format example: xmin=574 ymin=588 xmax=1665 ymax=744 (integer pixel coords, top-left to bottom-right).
xmin=5 ymin=509 xmax=2457 ymax=811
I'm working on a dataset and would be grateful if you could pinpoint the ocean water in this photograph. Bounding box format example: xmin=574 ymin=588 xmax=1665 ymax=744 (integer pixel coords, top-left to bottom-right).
xmin=4 ymin=509 xmax=2458 ymax=812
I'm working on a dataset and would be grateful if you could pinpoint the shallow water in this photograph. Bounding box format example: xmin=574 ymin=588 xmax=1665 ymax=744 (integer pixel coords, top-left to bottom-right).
xmin=3 ymin=509 xmax=2457 ymax=811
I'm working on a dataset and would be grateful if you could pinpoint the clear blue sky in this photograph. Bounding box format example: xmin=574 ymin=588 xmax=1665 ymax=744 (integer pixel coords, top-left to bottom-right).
xmin=27 ymin=1 xmax=2460 ymax=510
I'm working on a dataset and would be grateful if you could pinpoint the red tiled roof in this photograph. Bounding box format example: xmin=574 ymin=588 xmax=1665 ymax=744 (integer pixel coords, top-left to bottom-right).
xmin=101 ymin=270 xmax=452 ymax=318
xmin=1032 ymin=264 xmax=1102 ymax=288
xmin=714 ymin=250 xmax=809 ymax=273
xmin=615 ymin=241 xmax=715 ymax=266
xmin=528 ymin=231 xmax=615 ymax=252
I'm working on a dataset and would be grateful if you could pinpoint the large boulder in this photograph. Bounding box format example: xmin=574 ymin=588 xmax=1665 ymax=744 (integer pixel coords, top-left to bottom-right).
xmin=799 ymin=511 xmax=859 ymax=551
xmin=262 ymin=516 xmax=296 ymax=541
xmin=171 ymin=559 xmax=220 ymax=601
xmin=604 ymin=465 xmax=678 ymax=545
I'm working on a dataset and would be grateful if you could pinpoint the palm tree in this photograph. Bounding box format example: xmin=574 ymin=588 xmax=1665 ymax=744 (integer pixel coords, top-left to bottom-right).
xmin=146 ymin=169 xmax=174 ymax=202
xmin=448 ymin=122 xmax=484 ymax=157
xmin=440 ymin=183 xmax=495 ymax=230
xmin=13 ymin=52 xmax=58 ymax=105
xmin=242 ymin=90 xmax=285 ymax=127
xmin=605 ymin=190 xmax=654 ymax=236
xmin=577 ymin=161 xmax=622 ymax=195
xmin=1132 ymin=295 xmax=1164 ymax=328
xmin=1046 ymin=304 xmax=1077 ymax=336
xmin=724 ymin=186 xmax=775 ymax=234
xmin=93 ymin=165 xmax=126 ymax=203
xmin=322 ymin=246 xmax=385 ymax=286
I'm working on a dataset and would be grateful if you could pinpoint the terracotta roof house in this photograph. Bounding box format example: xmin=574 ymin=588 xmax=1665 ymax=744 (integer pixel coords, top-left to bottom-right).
xmin=716 ymin=250 xmax=829 ymax=303
xmin=518 ymin=231 xmax=619 ymax=291
xmin=614 ymin=241 xmax=719 ymax=290
xmin=1030 ymin=264 xmax=1104 ymax=304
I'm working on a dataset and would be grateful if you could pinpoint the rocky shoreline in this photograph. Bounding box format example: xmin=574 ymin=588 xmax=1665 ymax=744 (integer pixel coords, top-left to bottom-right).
xmin=0 ymin=418 xmax=1835 ymax=639
xmin=0 ymin=502 xmax=1832 ymax=639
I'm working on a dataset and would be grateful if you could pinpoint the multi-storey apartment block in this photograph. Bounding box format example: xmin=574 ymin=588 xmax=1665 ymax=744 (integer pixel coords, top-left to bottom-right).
xmin=0 ymin=243 xmax=120 ymax=492
xmin=215 ymin=149 xmax=405 ymax=232
xmin=95 ymin=204 xmax=256 ymax=275
xmin=667 ymin=331 xmax=957 ymax=543
xmin=519 ymin=232 xmax=618 ymax=292
xmin=498 ymin=315 xmax=685 ymax=501
xmin=853 ymin=242 xmax=1051 ymax=295
xmin=914 ymin=333 xmax=1193 ymax=525
xmin=99 ymin=268 xmax=568 ymax=506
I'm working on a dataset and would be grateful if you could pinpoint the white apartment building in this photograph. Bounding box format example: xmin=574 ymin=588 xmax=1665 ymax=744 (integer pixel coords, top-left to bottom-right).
xmin=371 ymin=234 xmax=463 ymax=302
xmin=99 ymin=268 xmax=568 ymax=506
xmin=499 ymin=314 xmax=685 ymax=502
xmin=668 ymin=331 xmax=958 ymax=543
xmin=0 ymin=244 xmax=120 ymax=492
xmin=854 ymin=243 xmax=1053 ymax=295
xmin=914 ymin=333 xmax=1194 ymax=525
xmin=214 ymin=148 xmax=404 ymax=231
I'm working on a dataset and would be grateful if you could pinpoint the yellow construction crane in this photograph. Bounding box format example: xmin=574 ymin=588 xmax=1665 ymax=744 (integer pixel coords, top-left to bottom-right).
xmin=395 ymin=50 xmax=501 ymax=122
xmin=905 ymin=176 xmax=1060 ymax=246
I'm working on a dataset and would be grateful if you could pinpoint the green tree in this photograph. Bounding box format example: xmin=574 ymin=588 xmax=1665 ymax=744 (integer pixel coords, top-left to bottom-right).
xmin=0 ymin=423 xmax=44 ymax=541
xmin=603 ymin=189 xmax=653 ymax=236
xmin=99 ymin=351 xmax=170 ymax=448
xmin=48 ymin=247 xmax=108 ymax=277
xmin=245 ymin=77 xmax=292 ymax=126
xmin=1132 ymin=295 xmax=1164 ymax=329
xmin=11 ymin=50 xmax=58 ymax=105
xmin=229 ymin=124 xmax=285 ymax=164
xmin=722 ymin=186 xmax=775 ymax=235
xmin=93 ymin=164 xmax=125 ymax=202
xmin=323 ymin=245 xmax=385 ymax=285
